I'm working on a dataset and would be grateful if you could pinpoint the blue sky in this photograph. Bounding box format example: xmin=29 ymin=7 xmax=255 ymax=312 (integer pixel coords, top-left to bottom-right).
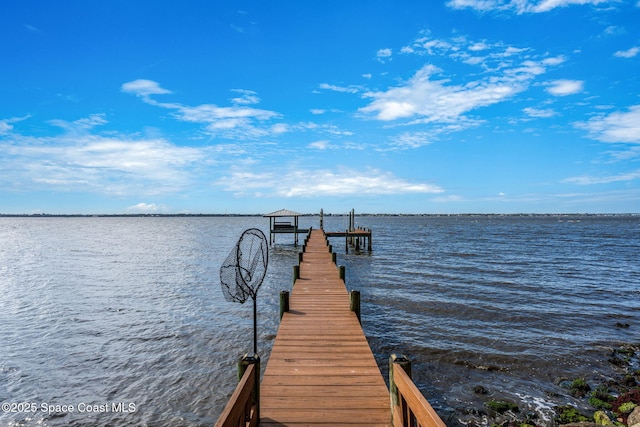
xmin=1 ymin=1 xmax=639 ymax=214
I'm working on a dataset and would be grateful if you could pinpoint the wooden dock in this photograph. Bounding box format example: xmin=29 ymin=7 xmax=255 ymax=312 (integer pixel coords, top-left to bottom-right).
xmin=260 ymin=229 xmax=389 ymax=426
xmin=215 ymin=227 xmax=446 ymax=427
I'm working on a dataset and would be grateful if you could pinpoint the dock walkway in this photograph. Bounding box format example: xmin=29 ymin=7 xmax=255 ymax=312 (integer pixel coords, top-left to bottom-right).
xmin=260 ymin=229 xmax=390 ymax=426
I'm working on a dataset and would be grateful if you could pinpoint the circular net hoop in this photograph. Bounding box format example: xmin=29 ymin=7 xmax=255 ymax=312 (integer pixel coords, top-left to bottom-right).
xmin=220 ymin=228 xmax=268 ymax=304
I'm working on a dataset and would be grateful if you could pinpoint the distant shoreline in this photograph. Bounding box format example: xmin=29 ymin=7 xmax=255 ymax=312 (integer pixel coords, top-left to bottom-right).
xmin=1 ymin=213 xmax=638 ymax=218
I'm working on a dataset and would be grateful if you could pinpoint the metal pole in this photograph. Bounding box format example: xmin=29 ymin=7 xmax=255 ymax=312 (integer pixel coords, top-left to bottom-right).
xmin=253 ymin=297 xmax=258 ymax=354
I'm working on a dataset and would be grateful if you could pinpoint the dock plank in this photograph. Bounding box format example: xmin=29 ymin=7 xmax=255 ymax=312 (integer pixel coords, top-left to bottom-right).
xmin=260 ymin=229 xmax=391 ymax=426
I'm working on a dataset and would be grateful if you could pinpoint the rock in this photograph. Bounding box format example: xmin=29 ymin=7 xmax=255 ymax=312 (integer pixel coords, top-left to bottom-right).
xmin=628 ymin=406 xmax=640 ymax=427
xmin=623 ymin=375 xmax=638 ymax=387
xmin=473 ymin=385 xmax=489 ymax=394
xmin=556 ymin=405 xmax=592 ymax=424
xmin=593 ymin=410 xmax=615 ymax=426
xmin=569 ymin=378 xmax=592 ymax=398
xmin=559 ymin=423 xmax=600 ymax=427
xmin=485 ymin=399 xmax=519 ymax=414
xmin=618 ymin=402 xmax=637 ymax=414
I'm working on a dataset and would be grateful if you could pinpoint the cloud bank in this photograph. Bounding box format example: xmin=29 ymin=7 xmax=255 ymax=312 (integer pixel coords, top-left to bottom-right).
xmin=446 ymin=0 xmax=614 ymax=14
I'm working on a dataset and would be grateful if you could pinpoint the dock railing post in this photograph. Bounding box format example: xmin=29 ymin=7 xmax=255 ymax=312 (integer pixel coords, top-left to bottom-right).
xmin=280 ymin=290 xmax=289 ymax=320
xmin=339 ymin=265 xmax=345 ymax=281
xmin=238 ymin=353 xmax=261 ymax=422
xmin=345 ymin=229 xmax=349 ymax=253
xmin=350 ymin=290 xmax=361 ymax=324
xmin=293 ymin=265 xmax=300 ymax=285
xmin=389 ymin=354 xmax=411 ymax=425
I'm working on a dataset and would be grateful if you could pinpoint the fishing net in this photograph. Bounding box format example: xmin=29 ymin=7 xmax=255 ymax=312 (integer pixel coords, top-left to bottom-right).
xmin=219 ymin=228 xmax=268 ymax=304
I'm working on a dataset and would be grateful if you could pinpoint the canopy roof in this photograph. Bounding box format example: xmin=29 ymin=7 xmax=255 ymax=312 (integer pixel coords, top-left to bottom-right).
xmin=263 ymin=208 xmax=303 ymax=217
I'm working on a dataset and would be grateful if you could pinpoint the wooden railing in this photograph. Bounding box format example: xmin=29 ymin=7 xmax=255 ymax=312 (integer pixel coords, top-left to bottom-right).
xmin=214 ymin=363 xmax=259 ymax=427
xmin=390 ymin=355 xmax=447 ymax=427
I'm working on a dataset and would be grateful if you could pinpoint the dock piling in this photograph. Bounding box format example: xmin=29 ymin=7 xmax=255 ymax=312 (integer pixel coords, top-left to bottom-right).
xmin=389 ymin=354 xmax=412 ymax=409
xmin=293 ymin=265 xmax=300 ymax=284
xmin=279 ymin=291 xmax=289 ymax=320
xmin=237 ymin=353 xmax=260 ymax=421
xmin=350 ymin=290 xmax=361 ymax=324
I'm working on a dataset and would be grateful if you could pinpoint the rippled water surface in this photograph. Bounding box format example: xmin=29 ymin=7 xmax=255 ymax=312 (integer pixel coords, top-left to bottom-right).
xmin=1 ymin=215 xmax=639 ymax=426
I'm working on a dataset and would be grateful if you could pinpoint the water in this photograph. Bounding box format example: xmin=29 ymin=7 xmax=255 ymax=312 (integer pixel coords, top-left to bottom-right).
xmin=0 ymin=215 xmax=638 ymax=426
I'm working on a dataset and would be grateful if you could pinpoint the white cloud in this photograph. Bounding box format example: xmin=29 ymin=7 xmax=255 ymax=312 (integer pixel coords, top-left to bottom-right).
xmin=217 ymin=166 xmax=443 ymax=197
xmin=121 ymin=79 xmax=172 ymax=97
xmin=576 ymin=105 xmax=640 ymax=143
xmin=562 ymin=170 xmax=640 ymax=185
xmin=357 ymin=43 xmax=567 ymax=136
xmin=532 ymin=0 xmax=611 ymax=12
xmin=230 ymin=89 xmax=260 ymax=105
xmin=127 ymin=202 xmax=165 ymax=212
xmin=469 ymin=42 xmax=489 ymax=51
xmin=270 ymin=123 xmax=289 ymax=134
xmin=404 ymin=37 xmax=455 ymax=56
xmin=49 ymin=113 xmax=108 ymax=133
xmin=0 ymin=116 xmax=30 ymax=135
xmin=614 ymin=47 xmax=640 ymax=58
xmin=1 ymin=115 xmax=205 ymax=196
xmin=545 ymin=79 xmax=584 ymax=96
xmin=608 ymin=146 xmax=640 ymax=161
xmin=308 ymin=140 xmax=331 ymax=150
xmin=318 ymin=83 xmax=361 ymax=94
xmin=523 ymin=107 xmax=557 ymax=118
xmin=359 ymin=59 xmax=548 ymax=123
xmin=542 ymin=56 xmax=567 ymax=66
xmin=172 ymin=104 xmax=278 ymax=124
xmin=123 ymin=80 xmax=283 ymax=140
xmin=0 ymin=121 xmax=11 ymax=134
xmin=389 ymin=132 xmax=435 ymax=149
xmin=310 ymin=109 xmax=326 ymax=115
xmin=297 ymin=122 xmax=354 ymax=136
xmin=376 ymin=48 xmax=392 ymax=62
xmin=447 ymin=0 xmax=500 ymax=12
xmin=446 ymin=0 xmax=613 ymax=13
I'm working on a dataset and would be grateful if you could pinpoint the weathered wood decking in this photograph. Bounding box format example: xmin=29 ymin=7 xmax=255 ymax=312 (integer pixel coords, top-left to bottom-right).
xmin=260 ymin=229 xmax=390 ymax=426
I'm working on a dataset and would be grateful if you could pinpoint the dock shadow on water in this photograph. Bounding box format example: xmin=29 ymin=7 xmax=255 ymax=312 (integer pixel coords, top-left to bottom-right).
xmin=1 ymin=215 xmax=639 ymax=426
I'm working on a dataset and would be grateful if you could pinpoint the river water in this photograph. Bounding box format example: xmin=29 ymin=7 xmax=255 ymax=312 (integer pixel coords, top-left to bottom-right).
xmin=0 ymin=215 xmax=638 ymax=426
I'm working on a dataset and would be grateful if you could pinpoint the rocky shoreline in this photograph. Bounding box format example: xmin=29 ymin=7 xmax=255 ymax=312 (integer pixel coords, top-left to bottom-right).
xmin=458 ymin=342 xmax=640 ymax=427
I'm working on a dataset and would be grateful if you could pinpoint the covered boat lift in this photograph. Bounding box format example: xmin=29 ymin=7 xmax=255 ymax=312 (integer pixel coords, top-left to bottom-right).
xmin=263 ymin=208 xmax=309 ymax=246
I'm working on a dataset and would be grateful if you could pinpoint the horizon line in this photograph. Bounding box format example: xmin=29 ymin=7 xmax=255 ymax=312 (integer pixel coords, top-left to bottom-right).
xmin=1 ymin=212 xmax=638 ymax=218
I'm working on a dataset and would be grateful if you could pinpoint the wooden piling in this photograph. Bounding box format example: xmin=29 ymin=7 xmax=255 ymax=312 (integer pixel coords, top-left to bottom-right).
xmin=293 ymin=265 xmax=299 ymax=284
xmin=389 ymin=354 xmax=411 ymax=409
xmin=279 ymin=291 xmax=289 ymax=320
xmin=350 ymin=290 xmax=361 ymax=324
xmin=238 ymin=353 xmax=261 ymax=421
